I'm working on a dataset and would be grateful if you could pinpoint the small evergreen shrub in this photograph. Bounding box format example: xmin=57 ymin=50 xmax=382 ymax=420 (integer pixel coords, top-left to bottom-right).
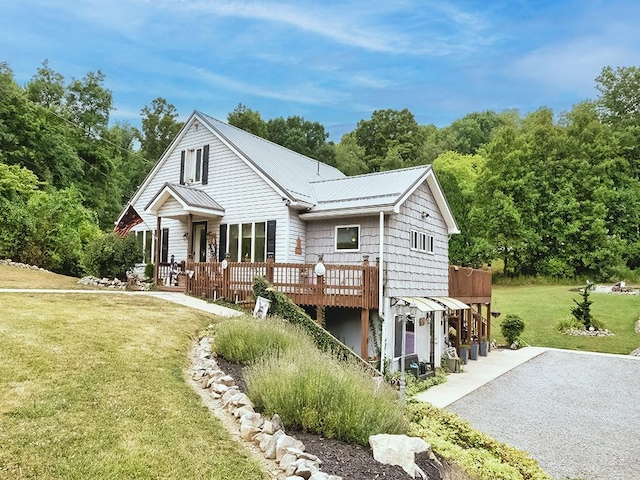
xmin=83 ymin=232 xmax=141 ymax=280
xmin=144 ymin=263 xmax=154 ymax=279
xmin=501 ymin=314 xmax=525 ymax=345
xmin=571 ymin=281 xmax=594 ymax=330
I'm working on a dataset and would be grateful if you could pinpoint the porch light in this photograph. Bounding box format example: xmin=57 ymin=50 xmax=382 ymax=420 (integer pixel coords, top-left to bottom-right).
xmin=183 ymin=232 xmax=188 ymax=241
xmin=314 ymin=256 xmax=326 ymax=277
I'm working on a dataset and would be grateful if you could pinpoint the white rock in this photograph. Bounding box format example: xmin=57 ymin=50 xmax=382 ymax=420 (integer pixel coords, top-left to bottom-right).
xmin=264 ymin=429 xmax=286 ymax=459
xmin=262 ymin=420 xmax=275 ymax=435
xmin=240 ymin=424 xmax=262 ymax=441
xmin=233 ymin=405 xmax=255 ymax=419
xmin=218 ymin=375 xmax=235 ymax=387
xmin=211 ymin=383 xmax=230 ymax=395
xmin=369 ymin=433 xmax=430 ymax=479
xmin=276 ymin=434 xmax=305 ymax=462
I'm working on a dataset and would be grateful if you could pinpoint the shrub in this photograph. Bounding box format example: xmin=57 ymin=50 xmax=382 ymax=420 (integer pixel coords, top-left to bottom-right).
xmin=83 ymin=232 xmax=141 ymax=280
xmin=144 ymin=263 xmax=154 ymax=279
xmin=571 ymin=281 xmax=594 ymax=330
xmin=245 ymin=345 xmax=406 ymax=445
xmin=501 ymin=314 xmax=525 ymax=345
xmin=407 ymin=402 xmax=551 ymax=480
xmin=212 ymin=316 xmax=310 ymax=364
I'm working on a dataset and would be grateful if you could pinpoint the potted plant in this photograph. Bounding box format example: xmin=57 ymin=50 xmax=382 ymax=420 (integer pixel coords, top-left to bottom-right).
xmin=480 ymin=336 xmax=489 ymax=356
xmin=459 ymin=344 xmax=470 ymax=364
xmin=469 ymin=339 xmax=479 ymax=360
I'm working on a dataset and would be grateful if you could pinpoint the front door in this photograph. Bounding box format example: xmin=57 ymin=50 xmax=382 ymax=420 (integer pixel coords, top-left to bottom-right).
xmin=192 ymin=222 xmax=207 ymax=262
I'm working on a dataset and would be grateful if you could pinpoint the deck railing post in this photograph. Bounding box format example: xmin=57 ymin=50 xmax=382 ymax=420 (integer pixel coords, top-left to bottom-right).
xmin=266 ymin=255 xmax=274 ymax=284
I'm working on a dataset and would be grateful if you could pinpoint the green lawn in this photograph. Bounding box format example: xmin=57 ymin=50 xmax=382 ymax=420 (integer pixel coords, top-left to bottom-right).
xmin=492 ymin=284 xmax=640 ymax=354
xmin=0 ymin=293 xmax=266 ymax=480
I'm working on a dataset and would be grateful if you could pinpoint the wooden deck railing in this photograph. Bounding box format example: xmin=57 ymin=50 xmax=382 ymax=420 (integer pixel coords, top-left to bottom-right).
xmin=183 ymin=259 xmax=378 ymax=309
xmin=448 ymin=265 xmax=492 ymax=304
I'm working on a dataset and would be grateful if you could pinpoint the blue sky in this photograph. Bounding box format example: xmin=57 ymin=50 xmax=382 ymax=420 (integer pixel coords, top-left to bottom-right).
xmin=2 ymin=0 xmax=640 ymax=140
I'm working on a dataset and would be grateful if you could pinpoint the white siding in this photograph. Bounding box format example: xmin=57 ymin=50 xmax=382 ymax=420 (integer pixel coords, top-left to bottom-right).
xmin=129 ymin=122 xmax=289 ymax=263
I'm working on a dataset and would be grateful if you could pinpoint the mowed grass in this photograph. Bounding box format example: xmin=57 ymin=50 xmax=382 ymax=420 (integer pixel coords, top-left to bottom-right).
xmin=0 ymin=293 xmax=266 ymax=479
xmin=492 ymin=284 xmax=640 ymax=354
xmin=0 ymin=264 xmax=89 ymax=289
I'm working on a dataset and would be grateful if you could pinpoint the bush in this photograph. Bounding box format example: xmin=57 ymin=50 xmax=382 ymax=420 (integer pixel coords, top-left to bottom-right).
xmin=144 ymin=263 xmax=154 ymax=279
xmin=407 ymin=402 xmax=551 ymax=480
xmin=571 ymin=281 xmax=594 ymax=330
xmin=245 ymin=345 xmax=406 ymax=445
xmin=212 ymin=316 xmax=310 ymax=364
xmin=83 ymin=232 xmax=141 ymax=280
xmin=501 ymin=314 xmax=525 ymax=345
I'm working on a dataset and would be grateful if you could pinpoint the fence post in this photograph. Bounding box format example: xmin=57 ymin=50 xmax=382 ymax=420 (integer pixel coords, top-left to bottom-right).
xmin=266 ymin=255 xmax=274 ymax=284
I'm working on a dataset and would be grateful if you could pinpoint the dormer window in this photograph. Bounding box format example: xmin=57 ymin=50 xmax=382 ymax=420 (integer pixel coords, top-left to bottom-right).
xmin=180 ymin=145 xmax=210 ymax=185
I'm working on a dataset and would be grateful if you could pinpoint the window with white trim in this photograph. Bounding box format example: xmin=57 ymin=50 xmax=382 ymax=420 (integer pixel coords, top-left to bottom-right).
xmin=410 ymin=230 xmax=434 ymax=254
xmin=335 ymin=225 xmax=360 ymax=251
xmin=186 ymin=148 xmax=202 ymax=183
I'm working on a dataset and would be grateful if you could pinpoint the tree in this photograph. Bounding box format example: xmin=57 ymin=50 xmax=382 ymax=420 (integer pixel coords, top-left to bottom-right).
xmin=25 ymin=59 xmax=65 ymax=109
xmin=433 ymin=152 xmax=487 ymax=265
xmin=354 ymin=109 xmax=422 ymax=171
xmin=139 ymin=97 xmax=183 ymax=162
xmin=334 ymin=133 xmax=368 ymax=175
xmin=266 ymin=115 xmax=335 ymax=164
xmin=595 ymin=66 xmax=640 ymax=128
xmin=227 ymin=103 xmax=268 ymax=138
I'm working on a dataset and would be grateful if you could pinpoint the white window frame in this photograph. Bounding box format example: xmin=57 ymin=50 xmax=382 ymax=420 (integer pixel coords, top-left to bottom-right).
xmin=410 ymin=230 xmax=419 ymax=250
xmin=410 ymin=230 xmax=434 ymax=254
xmin=228 ymin=222 xmax=267 ymax=262
xmin=335 ymin=225 xmax=360 ymax=252
xmin=186 ymin=148 xmax=202 ymax=184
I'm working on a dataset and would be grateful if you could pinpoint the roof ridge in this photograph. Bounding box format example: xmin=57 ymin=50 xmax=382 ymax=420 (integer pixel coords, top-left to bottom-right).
xmin=196 ymin=111 xmax=339 ymax=169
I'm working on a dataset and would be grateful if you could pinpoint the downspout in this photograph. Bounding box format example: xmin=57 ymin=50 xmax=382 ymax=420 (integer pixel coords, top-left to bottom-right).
xmin=285 ymin=204 xmax=290 ymax=262
xmin=378 ymin=211 xmax=386 ymax=375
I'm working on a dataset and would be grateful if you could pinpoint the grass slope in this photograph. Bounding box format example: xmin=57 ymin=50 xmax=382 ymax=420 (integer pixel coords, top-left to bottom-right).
xmin=0 ymin=264 xmax=89 ymax=289
xmin=493 ymin=284 xmax=640 ymax=354
xmin=0 ymin=293 xmax=266 ymax=479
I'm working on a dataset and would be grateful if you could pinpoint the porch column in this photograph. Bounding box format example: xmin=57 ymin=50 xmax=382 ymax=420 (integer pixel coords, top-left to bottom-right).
xmin=486 ymin=302 xmax=492 ymax=351
xmin=154 ymin=216 xmax=161 ymax=284
xmin=187 ymin=213 xmax=193 ymax=260
xmin=360 ymin=308 xmax=370 ymax=359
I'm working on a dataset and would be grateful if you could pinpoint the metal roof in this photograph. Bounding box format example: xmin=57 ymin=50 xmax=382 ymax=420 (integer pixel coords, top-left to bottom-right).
xmin=428 ymin=296 xmax=470 ymax=310
xmin=401 ymin=296 xmax=446 ymax=313
xmin=308 ymin=166 xmax=431 ymax=212
xmin=197 ymin=112 xmax=346 ymax=204
xmin=146 ymin=182 xmax=225 ymax=214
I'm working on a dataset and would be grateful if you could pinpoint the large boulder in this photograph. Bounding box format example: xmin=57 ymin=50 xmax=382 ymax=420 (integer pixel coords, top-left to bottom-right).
xmin=369 ymin=433 xmax=430 ymax=479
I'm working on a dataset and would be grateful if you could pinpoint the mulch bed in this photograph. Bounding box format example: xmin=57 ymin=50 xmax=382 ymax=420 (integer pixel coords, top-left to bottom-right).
xmin=216 ymin=356 xmax=444 ymax=480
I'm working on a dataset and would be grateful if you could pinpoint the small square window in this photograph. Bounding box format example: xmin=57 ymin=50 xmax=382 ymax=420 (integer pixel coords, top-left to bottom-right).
xmin=336 ymin=225 xmax=360 ymax=251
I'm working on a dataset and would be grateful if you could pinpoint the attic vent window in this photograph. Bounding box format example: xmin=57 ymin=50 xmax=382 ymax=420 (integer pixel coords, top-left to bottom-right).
xmin=335 ymin=225 xmax=360 ymax=251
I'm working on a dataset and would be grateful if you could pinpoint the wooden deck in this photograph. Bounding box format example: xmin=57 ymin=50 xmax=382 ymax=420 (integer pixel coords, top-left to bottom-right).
xmin=163 ymin=258 xmax=379 ymax=309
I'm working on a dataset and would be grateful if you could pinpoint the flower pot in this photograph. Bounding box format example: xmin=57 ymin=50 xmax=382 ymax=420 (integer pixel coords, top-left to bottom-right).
xmin=480 ymin=340 xmax=488 ymax=357
xmin=470 ymin=343 xmax=479 ymax=360
xmin=459 ymin=347 xmax=469 ymax=365
xmin=446 ymin=357 xmax=460 ymax=373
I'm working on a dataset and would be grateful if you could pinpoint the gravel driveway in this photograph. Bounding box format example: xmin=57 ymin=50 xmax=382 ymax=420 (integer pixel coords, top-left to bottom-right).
xmin=447 ymin=349 xmax=640 ymax=480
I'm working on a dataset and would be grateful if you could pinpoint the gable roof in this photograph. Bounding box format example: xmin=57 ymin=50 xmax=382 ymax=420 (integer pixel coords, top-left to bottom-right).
xmin=196 ymin=112 xmax=345 ymax=205
xmin=301 ymin=165 xmax=460 ymax=234
xmin=117 ymin=111 xmax=458 ymax=235
xmin=146 ymin=183 xmax=225 ymax=217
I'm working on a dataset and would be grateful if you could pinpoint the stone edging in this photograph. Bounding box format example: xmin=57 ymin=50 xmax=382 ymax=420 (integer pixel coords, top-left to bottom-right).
xmin=189 ymin=336 xmax=342 ymax=480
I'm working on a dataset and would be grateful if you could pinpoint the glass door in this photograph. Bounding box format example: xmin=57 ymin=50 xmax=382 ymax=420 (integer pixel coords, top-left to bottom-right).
xmin=192 ymin=222 xmax=208 ymax=262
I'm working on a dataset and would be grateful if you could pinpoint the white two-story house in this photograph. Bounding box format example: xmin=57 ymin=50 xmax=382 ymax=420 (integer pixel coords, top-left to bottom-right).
xmin=116 ymin=110 xmax=473 ymax=372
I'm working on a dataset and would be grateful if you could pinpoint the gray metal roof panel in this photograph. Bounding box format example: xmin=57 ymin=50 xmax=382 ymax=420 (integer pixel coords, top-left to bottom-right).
xmin=197 ymin=112 xmax=346 ymax=203
xmin=309 ymin=165 xmax=432 ymax=211
xmin=167 ymin=183 xmax=224 ymax=211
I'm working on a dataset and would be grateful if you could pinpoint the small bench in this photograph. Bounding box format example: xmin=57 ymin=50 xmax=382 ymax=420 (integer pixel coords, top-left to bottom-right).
xmin=404 ymin=354 xmax=435 ymax=379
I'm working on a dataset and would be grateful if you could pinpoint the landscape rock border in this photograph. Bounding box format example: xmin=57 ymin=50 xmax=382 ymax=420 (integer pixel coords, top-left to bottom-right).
xmin=188 ymin=336 xmax=342 ymax=480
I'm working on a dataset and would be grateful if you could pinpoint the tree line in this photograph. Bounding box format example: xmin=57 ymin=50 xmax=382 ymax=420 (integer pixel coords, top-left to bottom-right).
xmin=1 ymin=60 xmax=639 ymax=280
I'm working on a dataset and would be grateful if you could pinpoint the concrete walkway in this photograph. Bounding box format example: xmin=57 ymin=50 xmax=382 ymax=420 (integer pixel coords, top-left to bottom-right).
xmin=415 ymin=346 xmax=547 ymax=407
xmin=0 ymin=288 xmax=243 ymax=317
